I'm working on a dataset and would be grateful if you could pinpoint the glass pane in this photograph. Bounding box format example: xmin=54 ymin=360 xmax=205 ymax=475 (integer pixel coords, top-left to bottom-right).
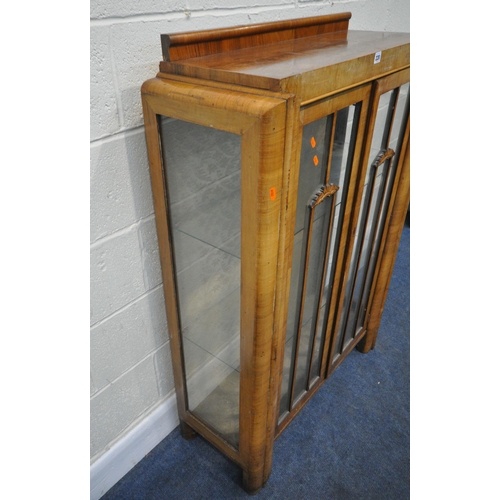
xmin=160 ymin=116 xmax=241 ymax=447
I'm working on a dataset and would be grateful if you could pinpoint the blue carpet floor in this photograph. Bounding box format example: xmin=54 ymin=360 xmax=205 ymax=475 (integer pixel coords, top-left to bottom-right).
xmin=103 ymin=221 xmax=410 ymax=500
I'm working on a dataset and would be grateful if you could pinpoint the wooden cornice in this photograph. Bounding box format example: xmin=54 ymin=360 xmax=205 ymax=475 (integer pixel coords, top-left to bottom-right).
xmin=161 ymin=13 xmax=351 ymax=62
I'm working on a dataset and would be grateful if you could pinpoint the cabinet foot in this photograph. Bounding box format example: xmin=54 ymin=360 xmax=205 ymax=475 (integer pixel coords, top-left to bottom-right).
xmin=356 ymin=336 xmax=373 ymax=353
xmin=179 ymin=420 xmax=197 ymax=441
xmin=242 ymin=469 xmax=265 ymax=495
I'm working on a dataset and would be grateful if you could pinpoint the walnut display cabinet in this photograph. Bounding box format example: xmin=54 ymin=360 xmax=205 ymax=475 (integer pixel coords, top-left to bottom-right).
xmin=141 ymin=12 xmax=409 ymax=494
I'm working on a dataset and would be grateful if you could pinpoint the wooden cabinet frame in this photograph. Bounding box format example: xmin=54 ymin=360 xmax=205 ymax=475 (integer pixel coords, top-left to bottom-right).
xmin=141 ymin=13 xmax=409 ymax=494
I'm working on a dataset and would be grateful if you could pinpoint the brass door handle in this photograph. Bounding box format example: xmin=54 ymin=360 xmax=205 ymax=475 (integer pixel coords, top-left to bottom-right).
xmin=308 ymin=183 xmax=339 ymax=209
xmin=372 ymin=148 xmax=395 ymax=169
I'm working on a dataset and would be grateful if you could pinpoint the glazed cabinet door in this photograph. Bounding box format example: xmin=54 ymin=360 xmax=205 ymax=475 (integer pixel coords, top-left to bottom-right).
xmin=141 ymin=77 xmax=287 ymax=492
xmin=327 ymin=69 xmax=410 ymax=373
xmin=277 ymin=84 xmax=372 ymax=430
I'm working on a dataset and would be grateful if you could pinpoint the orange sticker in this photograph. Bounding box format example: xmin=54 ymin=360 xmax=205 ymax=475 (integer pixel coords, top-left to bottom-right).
xmin=270 ymin=187 xmax=277 ymax=200
xmin=313 ymin=155 xmax=319 ymax=166
xmin=310 ymin=137 xmax=316 ymax=148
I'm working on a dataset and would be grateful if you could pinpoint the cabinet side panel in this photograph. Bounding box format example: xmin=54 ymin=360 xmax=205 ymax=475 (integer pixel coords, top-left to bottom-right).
xmin=159 ymin=117 xmax=243 ymax=448
xmin=141 ymin=96 xmax=189 ymax=419
xmin=142 ymin=79 xmax=289 ymax=468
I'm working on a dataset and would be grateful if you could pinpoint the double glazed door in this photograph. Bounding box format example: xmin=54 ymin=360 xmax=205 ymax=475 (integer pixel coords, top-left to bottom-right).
xmin=278 ymin=70 xmax=410 ymax=430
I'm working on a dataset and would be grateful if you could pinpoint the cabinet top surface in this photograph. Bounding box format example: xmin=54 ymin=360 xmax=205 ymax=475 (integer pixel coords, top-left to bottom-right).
xmin=166 ymin=31 xmax=407 ymax=77
xmin=158 ymin=15 xmax=409 ymax=95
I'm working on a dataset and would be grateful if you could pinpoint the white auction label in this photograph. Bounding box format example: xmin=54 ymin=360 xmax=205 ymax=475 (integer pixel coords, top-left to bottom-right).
xmin=374 ymin=51 xmax=382 ymax=64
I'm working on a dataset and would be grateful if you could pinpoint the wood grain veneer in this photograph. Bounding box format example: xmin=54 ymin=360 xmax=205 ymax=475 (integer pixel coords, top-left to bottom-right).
xmin=162 ymin=13 xmax=351 ymax=62
xmin=160 ymin=30 xmax=409 ymax=95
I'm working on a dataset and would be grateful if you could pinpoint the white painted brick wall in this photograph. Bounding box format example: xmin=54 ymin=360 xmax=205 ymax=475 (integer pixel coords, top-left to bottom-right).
xmin=90 ymin=287 xmax=169 ymax=392
xmin=90 ymin=355 xmax=160 ymax=457
xmin=90 ymin=130 xmax=153 ymax=243
xmin=90 ymin=26 xmax=121 ymax=139
xmin=90 ymin=0 xmax=409 ymax=476
xmin=90 ymin=227 xmax=148 ymax=325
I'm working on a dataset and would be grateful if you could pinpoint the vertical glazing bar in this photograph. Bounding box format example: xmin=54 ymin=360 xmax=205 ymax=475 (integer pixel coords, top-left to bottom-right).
xmin=306 ymin=189 xmax=338 ymax=388
xmin=288 ymin=204 xmax=315 ymax=410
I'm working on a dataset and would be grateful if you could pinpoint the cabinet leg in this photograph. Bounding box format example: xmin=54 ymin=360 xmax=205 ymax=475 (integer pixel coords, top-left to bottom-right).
xmin=179 ymin=420 xmax=197 ymax=441
xmin=242 ymin=469 xmax=265 ymax=495
xmin=356 ymin=335 xmax=373 ymax=353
